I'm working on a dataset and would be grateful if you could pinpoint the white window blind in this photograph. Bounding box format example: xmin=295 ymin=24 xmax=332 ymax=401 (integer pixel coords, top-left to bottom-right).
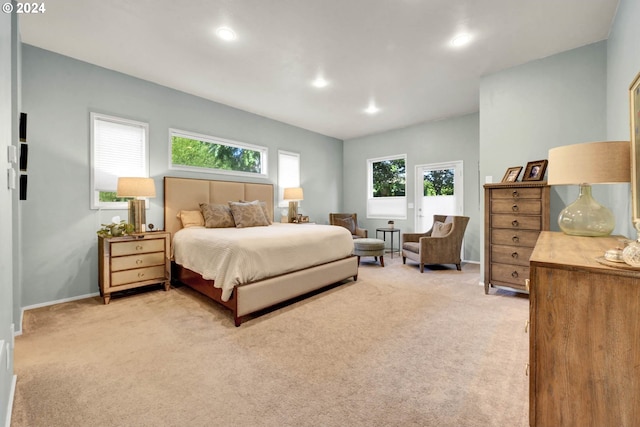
xmin=91 ymin=113 xmax=149 ymax=209
xmin=278 ymin=150 xmax=300 ymax=208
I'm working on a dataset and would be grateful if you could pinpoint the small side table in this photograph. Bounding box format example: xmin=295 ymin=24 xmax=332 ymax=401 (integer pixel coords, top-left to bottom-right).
xmin=375 ymin=228 xmax=401 ymax=258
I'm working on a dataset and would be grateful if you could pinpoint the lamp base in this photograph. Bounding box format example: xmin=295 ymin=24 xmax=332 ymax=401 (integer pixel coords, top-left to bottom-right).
xmin=287 ymin=201 xmax=298 ymax=223
xmin=128 ymin=199 xmax=146 ymax=233
xmin=558 ymin=184 xmax=614 ymax=237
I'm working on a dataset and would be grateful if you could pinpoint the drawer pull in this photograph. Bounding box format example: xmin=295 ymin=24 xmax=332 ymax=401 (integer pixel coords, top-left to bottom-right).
xmin=512 ymin=190 xmax=519 ymax=198
xmin=512 ymin=235 xmax=519 ymax=243
xmin=136 ymin=245 xmax=144 ymax=251
xmin=136 ymin=259 xmax=143 ymax=265
xmin=511 ymin=252 xmax=519 ymax=259
xmin=511 ymin=220 xmax=519 ymax=227
xmin=512 ymin=204 xmax=519 ymax=212
xmin=511 ymin=271 xmax=519 ymax=278
xmin=138 ymin=272 xmax=145 ymax=278
xmin=525 ymin=279 xmax=530 ymax=291
xmin=524 ymin=320 xmax=530 ymax=333
xmin=525 ymin=363 xmax=530 ymax=377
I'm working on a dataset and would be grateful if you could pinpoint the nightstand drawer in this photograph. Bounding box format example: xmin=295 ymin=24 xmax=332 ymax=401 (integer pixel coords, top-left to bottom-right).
xmin=111 ymin=265 xmax=166 ymax=287
xmin=111 ymin=252 xmax=165 ymax=272
xmin=111 ymin=239 xmax=165 ymax=256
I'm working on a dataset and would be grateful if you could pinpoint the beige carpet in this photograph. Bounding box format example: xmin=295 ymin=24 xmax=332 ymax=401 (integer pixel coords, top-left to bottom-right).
xmin=11 ymin=257 xmax=529 ymax=427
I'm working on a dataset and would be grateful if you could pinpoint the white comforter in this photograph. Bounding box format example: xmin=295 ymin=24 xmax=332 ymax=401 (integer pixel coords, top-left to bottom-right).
xmin=172 ymin=223 xmax=354 ymax=301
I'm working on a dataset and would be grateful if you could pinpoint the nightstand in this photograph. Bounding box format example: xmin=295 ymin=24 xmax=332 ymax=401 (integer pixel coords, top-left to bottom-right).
xmin=98 ymin=231 xmax=171 ymax=304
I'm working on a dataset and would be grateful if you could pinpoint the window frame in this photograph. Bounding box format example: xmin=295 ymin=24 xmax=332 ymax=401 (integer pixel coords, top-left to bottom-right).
xmin=168 ymin=128 xmax=268 ymax=178
xmin=366 ymin=154 xmax=407 ymax=220
xmin=90 ymin=112 xmax=149 ymax=210
xmin=277 ymin=150 xmax=301 ymax=208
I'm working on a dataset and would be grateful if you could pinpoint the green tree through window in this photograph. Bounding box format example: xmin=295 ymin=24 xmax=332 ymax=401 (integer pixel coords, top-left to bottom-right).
xmin=423 ymin=169 xmax=454 ymax=196
xmin=373 ymin=158 xmax=405 ymax=197
xmin=171 ymin=134 xmax=264 ymax=174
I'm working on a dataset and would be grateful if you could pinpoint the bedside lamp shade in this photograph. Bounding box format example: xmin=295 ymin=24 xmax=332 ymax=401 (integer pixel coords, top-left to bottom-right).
xmin=548 ymin=141 xmax=630 ymax=236
xmin=117 ymin=177 xmax=156 ymax=233
xmin=283 ymin=187 xmax=304 ymax=222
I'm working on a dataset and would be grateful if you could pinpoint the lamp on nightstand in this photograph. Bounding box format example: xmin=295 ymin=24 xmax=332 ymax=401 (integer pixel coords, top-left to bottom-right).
xmin=283 ymin=187 xmax=304 ymax=223
xmin=116 ymin=177 xmax=156 ymax=233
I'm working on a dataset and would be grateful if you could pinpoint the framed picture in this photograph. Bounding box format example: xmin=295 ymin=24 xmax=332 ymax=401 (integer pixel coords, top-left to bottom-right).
xmin=522 ymin=159 xmax=548 ymax=181
xmin=501 ymin=166 xmax=522 ymax=183
xmin=630 ymin=71 xmax=640 ymax=227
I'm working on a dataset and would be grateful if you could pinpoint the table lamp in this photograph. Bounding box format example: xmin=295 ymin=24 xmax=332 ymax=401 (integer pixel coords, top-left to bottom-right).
xmin=548 ymin=141 xmax=630 ymax=236
xmin=283 ymin=187 xmax=303 ymax=223
xmin=116 ymin=177 xmax=156 ymax=233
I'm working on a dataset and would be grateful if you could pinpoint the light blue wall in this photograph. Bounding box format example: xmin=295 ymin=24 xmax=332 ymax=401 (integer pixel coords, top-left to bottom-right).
xmin=343 ymin=113 xmax=481 ymax=262
xmin=0 ymin=6 xmax=16 ymax=425
xmin=479 ymin=41 xmax=610 ymax=277
xmin=607 ymin=0 xmax=640 ymax=239
xmin=19 ymin=44 xmax=344 ymax=308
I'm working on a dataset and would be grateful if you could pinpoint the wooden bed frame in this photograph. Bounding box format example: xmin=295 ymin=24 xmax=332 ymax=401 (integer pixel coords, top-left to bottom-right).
xmin=164 ymin=177 xmax=358 ymax=326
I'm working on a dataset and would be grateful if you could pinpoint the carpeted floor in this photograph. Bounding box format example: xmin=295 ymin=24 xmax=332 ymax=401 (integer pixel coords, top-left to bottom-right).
xmin=11 ymin=256 xmax=529 ymax=427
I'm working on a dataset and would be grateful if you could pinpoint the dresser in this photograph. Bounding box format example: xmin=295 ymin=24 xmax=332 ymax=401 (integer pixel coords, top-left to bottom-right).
xmin=98 ymin=232 xmax=171 ymax=304
xmin=484 ymin=182 xmax=549 ymax=294
xmin=529 ymin=232 xmax=640 ymax=426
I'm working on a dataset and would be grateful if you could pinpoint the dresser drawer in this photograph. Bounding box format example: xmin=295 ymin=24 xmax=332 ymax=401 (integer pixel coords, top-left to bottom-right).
xmin=492 ymin=199 xmax=541 ymax=215
xmin=491 ymin=245 xmax=534 ymax=267
xmin=111 ymin=239 xmax=165 ymax=256
xmin=492 ymin=229 xmax=540 ymax=247
xmin=111 ymin=252 xmax=165 ymax=272
xmin=491 ymin=263 xmax=529 ymax=288
xmin=492 ymin=214 xmax=541 ymax=230
xmin=491 ymin=187 xmax=542 ymax=199
xmin=111 ymin=265 xmax=166 ymax=287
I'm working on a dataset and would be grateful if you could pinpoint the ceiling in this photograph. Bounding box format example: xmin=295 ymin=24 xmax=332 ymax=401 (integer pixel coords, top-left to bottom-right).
xmin=18 ymin=0 xmax=619 ymax=140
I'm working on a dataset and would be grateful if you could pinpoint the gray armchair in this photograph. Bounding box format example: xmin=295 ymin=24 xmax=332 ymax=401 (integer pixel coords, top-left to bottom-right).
xmin=329 ymin=213 xmax=368 ymax=239
xmin=402 ymin=215 xmax=469 ymax=272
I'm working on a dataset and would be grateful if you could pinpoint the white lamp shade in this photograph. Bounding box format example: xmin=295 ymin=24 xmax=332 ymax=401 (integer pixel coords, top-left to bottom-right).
xmin=283 ymin=187 xmax=304 ymax=201
xmin=548 ymin=141 xmax=630 ymax=185
xmin=116 ymin=177 xmax=156 ymax=198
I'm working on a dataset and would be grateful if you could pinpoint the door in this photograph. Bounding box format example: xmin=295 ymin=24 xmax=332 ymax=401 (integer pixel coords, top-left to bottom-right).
xmin=415 ymin=161 xmax=463 ymax=233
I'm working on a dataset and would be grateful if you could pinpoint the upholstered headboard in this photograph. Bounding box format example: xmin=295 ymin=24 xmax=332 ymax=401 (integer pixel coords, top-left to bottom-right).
xmin=164 ymin=177 xmax=274 ymax=237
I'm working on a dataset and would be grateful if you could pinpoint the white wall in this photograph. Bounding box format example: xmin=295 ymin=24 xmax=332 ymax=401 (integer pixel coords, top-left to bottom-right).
xmin=343 ymin=113 xmax=481 ymax=262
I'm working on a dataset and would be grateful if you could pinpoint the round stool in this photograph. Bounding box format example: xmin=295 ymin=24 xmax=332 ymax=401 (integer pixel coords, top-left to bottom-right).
xmin=353 ymin=238 xmax=385 ymax=267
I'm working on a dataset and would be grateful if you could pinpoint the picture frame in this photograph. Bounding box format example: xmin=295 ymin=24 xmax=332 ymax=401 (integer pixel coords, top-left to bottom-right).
xmin=501 ymin=166 xmax=523 ymax=183
xmin=630 ymin=71 xmax=640 ymax=228
xmin=522 ymin=159 xmax=548 ymax=181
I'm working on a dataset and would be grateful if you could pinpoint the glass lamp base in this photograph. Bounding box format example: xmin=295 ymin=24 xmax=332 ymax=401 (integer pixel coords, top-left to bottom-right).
xmin=558 ymin=184 xmax=614 ymax=237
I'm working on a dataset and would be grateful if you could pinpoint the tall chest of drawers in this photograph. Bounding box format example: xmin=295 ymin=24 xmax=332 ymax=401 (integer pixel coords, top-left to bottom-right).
xmin=484 ymin=182 xmax=549 ymax=294
xmin=98 ymin=232 xmax=171 ymax=304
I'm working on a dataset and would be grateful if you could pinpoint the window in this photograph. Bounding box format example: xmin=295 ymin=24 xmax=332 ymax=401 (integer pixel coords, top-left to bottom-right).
xmin=367 ymin=154 xmax=407 ymax=219
xmin=91 ymin=113 xmax=149 ymax=209
xmin=169 ymin=129 xmax=267 ymax=177
xmin=278 ymin=150 xmax=300 ymax=208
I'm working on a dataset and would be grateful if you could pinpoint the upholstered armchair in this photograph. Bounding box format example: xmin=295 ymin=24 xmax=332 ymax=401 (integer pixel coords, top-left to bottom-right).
xmin=402 ymin=215 xmax=469 ymax=272
xmin=329 ymin=213 xmax=368 ymax=239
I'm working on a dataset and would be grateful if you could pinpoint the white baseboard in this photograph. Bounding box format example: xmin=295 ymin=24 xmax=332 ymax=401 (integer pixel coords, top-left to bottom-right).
xmin=16 ymin=292 xmax=100 ymax=336
xmin=4 ymin=374 xmax=16 ymax=427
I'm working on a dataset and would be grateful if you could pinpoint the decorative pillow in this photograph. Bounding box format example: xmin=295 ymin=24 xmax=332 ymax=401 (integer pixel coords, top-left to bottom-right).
xmin=176 ymin=210 xmax=205 ymax=228
xmin=239 ymin=200 xmax=272 ymax=224
xmin=335 ymin=217 xmax=356 ymax=234
xmin=200 ymin=203 xmax=236 ymax=228
xmin=432 ymin=221 xmax=453 ymax=237
xmin=228 ymin=201 xmax=270 ymax=228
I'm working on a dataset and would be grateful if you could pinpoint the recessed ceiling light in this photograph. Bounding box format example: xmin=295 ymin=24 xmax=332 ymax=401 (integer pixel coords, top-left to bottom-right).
xmin=216 ymin=27 xmax=237 ymax=41
xmin=365 ymin=103 xmax=380 ymax=114
xmin=451 ymin=33 xmax=472 ymax=47
xmin=312 ymin=77 xmax=329 ymax=88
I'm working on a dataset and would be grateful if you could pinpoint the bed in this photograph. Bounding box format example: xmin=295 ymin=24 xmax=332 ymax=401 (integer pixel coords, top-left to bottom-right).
xmin=164 ymin=177 xmax=359 ymax=326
